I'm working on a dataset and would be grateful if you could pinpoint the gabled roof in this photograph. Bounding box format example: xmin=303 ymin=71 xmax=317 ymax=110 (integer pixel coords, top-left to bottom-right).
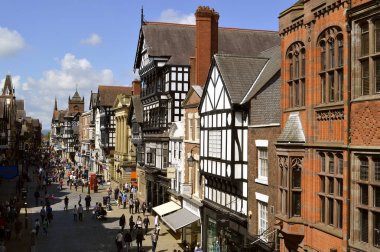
xmin=241 ymin=46 xmax=281 ymax=104
xmin=98 ymin=86 xmax=132 ymax=107
xmin=89 ymin=92 xmax=98 ymax=110
xmin=277 ymin=112 xmax=305 ymax=143
xmin=214 ymin=54 xmax=268 ymax=104
xmin=182 ymin=85 xmax=203 ymax=108
xmin=71 ymin=90 xmax=82 ymax=102
xmin=135 ymin=22 xmax=279 ymax=68
xmin=130 ymin=96 xmax=143 ymax=123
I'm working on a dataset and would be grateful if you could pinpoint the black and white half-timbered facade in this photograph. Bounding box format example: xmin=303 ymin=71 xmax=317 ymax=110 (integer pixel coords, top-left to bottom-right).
xmin=134 ymin=20 xmax=192 ymax=207
xmin=200 ymin=49 xmax=280 ymax=251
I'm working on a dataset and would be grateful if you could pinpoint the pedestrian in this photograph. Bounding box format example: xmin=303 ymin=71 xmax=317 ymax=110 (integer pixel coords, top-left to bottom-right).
xmin=135 ymin=198 xmax=140 ymax=213
xmin=194 ymin=242 xmax=203 ymax=252
xmin=136 ymin=228 xmax=144 ymax=251
xmin=40 ymin=206 xmax=46 ymax=222
xmin=141 ymin=202 xmax=147 ymax=216
xmin=129 ymin=198 xmax=134 ymax=214
xmin=78 ymin=194 xmax=82 ymax=206
xmin=151 ymin=231 xmax=158 ymax=252
xmin=135 ymin=216 xmax=143 ymax=229
xmin=122 ymin=193 xmax=127 ymax=209
xmin=129 ymin=216 xmax=135 ymax=232
xmin=155 ymin=223 xmax=161 ymax=235
xmin=46 ymin=205 xmax=53 ymax=223
xmin=78 ymin=204 xmax=83 ymax=221
xmin=73 ymin=205 xmax=78 ymax=221
xmin=34 ymin=219 xmax=40 ymax=236
xmin=85 ymin=194 xmax=91 ymax=211
xmin=64 ymin=196 xmax=69 ymax=211
xmin=59 ymin=178 xmax=63 ymax=190
xmin=124 ymin=230 xmax=132 ymax=252
xmin=119 ymin=214 xmax=126 ymax=231
xmin=42 ymin=218 xmax=48 ymax=236
xmin=143 ymin=215 xmax=150 ymax=235
xmin=114 ymin=187 xmax=120 ymax=201
xmin=81 ymin=179 xmax=84 ymax=192
xmin=115 ymin=231 xmax=123 ymax=252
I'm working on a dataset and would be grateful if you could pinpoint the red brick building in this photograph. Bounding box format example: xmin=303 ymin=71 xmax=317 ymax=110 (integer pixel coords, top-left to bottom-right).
xmin=276 ymin=1 xmax=350 ymax=251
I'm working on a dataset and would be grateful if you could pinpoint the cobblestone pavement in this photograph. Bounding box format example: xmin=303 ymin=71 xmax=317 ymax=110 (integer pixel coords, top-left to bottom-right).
xmin=23 ymin=179 xmax=183 ymax=252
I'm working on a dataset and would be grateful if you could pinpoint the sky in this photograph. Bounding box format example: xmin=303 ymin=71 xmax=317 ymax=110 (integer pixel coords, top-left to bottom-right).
xmin=0 ymin=0 xmax=295 ymax=130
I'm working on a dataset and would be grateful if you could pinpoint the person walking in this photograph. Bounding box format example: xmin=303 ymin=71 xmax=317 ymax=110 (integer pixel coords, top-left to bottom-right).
xmin=134 ymin=198 xmax=140 ymax=213
xmin=78 ymin=204 xmax=84 ymax=221
xmin=155 ymin=223 xmax=161 ymax=235
xmin=136 ymin=228 xmax=144 ymax=252
xmin=115 ymin=231 xmax=123 ymax=252
xmin=143 ymin=215 xmax=150 ymax=235
xmin=129 ymin=216 xmax=135 ymax=232
xmin=46 ymin=205 xmax=53 ymax=223
xmin=135 ymin=216 xmax=143 ymax=229
xmin=128 ymin=198 xmax=134 ymax=214
xmin=40 ymin=206 xmax=46 ymax=222
xmin=73 ymin=205 xmax=78 ymax=221
xmin=85 ymin=194 xmax=91 ymax=211
xmin=151 ymin=231 xmax=158 ymax=252
xmin=194 ymin=243 xmax=203 ymax=252
xmin=119 ymin=214 xmax=126 ymax=231
xmin=78 ymin=194 xmax=82 ymax=205
xmin=141 ymin=202 xmax=147 ymax=216
xmin=64 ymin=196 xmax=69 ymax=211
xmin=123 ymin=230 xmax=132 ymax=252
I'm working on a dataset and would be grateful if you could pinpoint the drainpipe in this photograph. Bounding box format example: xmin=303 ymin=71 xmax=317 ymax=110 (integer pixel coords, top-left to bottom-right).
xmin=346 ymin=0 xmax=352 ymax=251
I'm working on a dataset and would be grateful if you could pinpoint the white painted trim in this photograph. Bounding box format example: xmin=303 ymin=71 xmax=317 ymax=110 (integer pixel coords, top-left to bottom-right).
xmin=255 ymin=140 xmax=268 ymax=147
xmin=255 ymin=192 xmax=269 ymax=203
xmin=248 ymin=123 xmax=280 ymax=128
xmin=255 ymin=177 xmax=268 ymax=185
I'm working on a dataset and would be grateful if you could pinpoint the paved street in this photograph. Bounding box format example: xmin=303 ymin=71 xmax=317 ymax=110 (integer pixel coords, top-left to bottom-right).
xmin=21 ymin=175 xmax=183 ymax=252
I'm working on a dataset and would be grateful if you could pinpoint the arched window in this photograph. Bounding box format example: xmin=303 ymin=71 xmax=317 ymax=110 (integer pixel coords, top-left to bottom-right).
xmin=318 ymin=27 xmax=344 ymax=103
xmin=287 ymin=42 xmax=306 ymax=108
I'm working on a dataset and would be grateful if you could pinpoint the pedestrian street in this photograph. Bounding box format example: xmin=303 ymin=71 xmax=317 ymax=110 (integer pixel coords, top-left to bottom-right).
xmin=25 ymin=179 xmax=184 ymax=252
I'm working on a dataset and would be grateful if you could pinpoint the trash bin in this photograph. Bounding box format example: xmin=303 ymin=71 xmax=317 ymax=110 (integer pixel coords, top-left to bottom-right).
xmin=103 ymin=196 xmax=109 ymax=206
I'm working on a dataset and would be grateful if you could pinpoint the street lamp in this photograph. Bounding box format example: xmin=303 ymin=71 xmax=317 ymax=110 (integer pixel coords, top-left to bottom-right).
xmin=187 ymin=146 xmax=199 ymax=167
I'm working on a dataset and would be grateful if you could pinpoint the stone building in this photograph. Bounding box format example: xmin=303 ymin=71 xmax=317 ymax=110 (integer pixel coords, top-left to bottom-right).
xmin=276 ymin=1 xmax=349 ymax=251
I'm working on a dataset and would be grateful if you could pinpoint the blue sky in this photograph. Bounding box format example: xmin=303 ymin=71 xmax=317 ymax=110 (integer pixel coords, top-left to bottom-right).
xmin=0 ymin=0 xmax=295 ymax=129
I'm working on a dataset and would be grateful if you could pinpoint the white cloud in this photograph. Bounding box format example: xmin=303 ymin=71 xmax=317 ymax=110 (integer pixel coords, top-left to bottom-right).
xmin=13 ymin=53 xmax=114 ymax=129
xmin=80 ymin=33 xmax=102 ymax=46
xmin=158 ymin=9 xmax=195 ymax=24
xmin=0 ymin=26 xmax=25 ymax=57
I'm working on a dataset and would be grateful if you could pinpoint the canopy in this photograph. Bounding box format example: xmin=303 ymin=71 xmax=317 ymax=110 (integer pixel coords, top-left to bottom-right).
xmin=152 ymin=201 xmax=181 ymax=217
xmin=162 ymin=208 xmax=200 ymax=231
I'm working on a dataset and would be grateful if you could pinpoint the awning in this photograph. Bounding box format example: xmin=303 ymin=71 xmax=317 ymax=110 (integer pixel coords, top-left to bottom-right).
xmin=152 ymin=201 xmax=181 ymax=217
xmin=161 ymin=208 xmax=200 ymax=231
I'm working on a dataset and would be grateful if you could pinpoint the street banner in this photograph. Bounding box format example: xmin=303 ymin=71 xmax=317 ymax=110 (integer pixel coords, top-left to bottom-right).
xmin=0 ymin=166 xmax=19 ymax=179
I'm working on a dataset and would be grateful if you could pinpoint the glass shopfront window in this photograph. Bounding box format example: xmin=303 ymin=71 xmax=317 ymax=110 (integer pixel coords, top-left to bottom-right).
xmin=207 ymin=217 xmax=219 ymax=251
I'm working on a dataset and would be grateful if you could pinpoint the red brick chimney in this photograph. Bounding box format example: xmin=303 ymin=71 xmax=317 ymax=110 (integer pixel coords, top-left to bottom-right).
xmin=195 ymin=6 xmax=219 ymax=86
xmin=131 ymin=79 xmax=141 ymax=95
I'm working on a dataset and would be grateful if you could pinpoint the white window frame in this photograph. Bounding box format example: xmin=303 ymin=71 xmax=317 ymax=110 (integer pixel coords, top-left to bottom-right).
xmin=255 ymin=140 xmax=269 ymax=185
xmin=258 ymin=201 xmax=268 ymax=242
xmin=208 ymin=130 xmax=221 ymax=158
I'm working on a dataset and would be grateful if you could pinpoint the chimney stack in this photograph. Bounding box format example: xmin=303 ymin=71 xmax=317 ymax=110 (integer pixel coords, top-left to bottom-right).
xmin=195 ymin=6 xmax=219 ymax=86
xmin=132 ymin=79 xmax=141 ymax=95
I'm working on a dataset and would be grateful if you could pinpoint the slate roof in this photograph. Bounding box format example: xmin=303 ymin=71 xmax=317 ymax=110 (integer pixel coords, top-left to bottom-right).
xmin=98 ymin=86 xmax=132 ymax=107
xmin=131 ymin=96 xmax=143 ymax=123
xmin=277 ymin=112 xmax=305 ymax=143
xmin=2 ymin=75 xmax=13 ymax=95
xmin=90 ymin=92 xmax=98 ymax=110
xmin=241 ymin=46 xmax=281 ymax=104
xmin=214 ymin=54 xmax=268 ymax=104
xmin=135 ymin=22 xmax=279 ymax=67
